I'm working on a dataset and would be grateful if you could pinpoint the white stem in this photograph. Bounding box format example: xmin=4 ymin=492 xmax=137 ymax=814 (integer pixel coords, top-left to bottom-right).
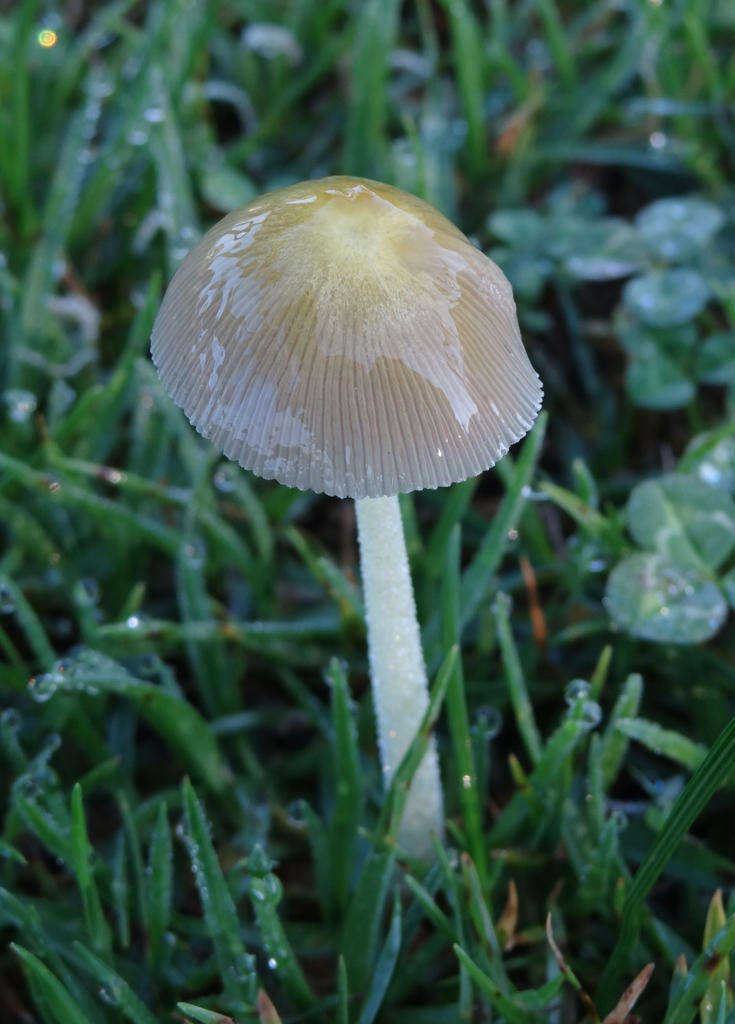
xmin=355 ymin=494 xmax=444 ymax=858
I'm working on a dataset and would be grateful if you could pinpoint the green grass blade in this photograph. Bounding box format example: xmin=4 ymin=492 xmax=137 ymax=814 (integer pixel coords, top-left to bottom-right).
xmin=29 ymin=650 xmax=229 ymax=793
xmin=425 ymin=412 xmax=547 ymax=664
xmin=600 ymin=674 xmax=643 ymax=789
xmin=597 ymin=717 xmax=735 ymax=1012
xmin=73 ymin=941 xmax=159 ymax=1024
xmin=11 ymin=944 xmax=94 ymax=1024
xmin=439 ymin=0 xmax=486 ymax=176
xmin=357 ymin=890 xmax=402 ymax=1024
xmin=147 ymin=800 xmax=173 ymax=969
xmin=616 ymin=717 xmax=708 ymax=772
xmin=182 ymin=778 xmax=257 ymax=1006
xmin=245 ymin=846 xmax=315 ymax=1010
xmin=0 ymin=574 xmax=56 ymax=670
xmin=177 ymin=1003 xmax=238 ymax=1024
xmin=493 ymin=591 xmax=543 ymax=765
xmin=341 ymin=852 xmax=396 ymax=994
xmin=664 ymin=917 xmax=735 ymax=1024
xmin=328 ymin=657 xmax=362 ymax=914
xmin=377 ymin=646 xmax=456 ymax=849
xmin=70 ymin=782 xmax=112 ymax=955
xmin=343 ymin=0 xmax=400 ymax=177
xmin=337 ymin=954 xmax=350 ymax=1024
xmin=441 ymin=525 xmax=486 ymax=884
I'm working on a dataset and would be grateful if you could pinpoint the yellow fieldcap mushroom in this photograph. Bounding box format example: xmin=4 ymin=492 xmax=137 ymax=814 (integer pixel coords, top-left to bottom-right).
xmin=151 ymin=176 xmax=542 ymax=857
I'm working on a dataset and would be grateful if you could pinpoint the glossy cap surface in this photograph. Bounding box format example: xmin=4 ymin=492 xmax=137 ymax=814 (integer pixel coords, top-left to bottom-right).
xmin=151 ymin=176 xmax=542 ymax=498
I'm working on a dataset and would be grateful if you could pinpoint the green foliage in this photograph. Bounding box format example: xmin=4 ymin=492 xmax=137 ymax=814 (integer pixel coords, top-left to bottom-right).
xmin=490 ymin=189 xmax=734 ymax=413
xmin=1 ymin=1 xmax=735 ymax=1022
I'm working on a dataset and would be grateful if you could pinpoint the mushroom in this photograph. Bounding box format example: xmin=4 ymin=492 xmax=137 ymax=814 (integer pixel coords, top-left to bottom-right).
xmin=151 ymin=176 xmax=542 ymax=858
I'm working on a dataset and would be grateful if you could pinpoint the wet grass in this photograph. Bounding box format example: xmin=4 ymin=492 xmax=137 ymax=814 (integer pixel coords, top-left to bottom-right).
xmin=1 ymin=1 xmax=735 ymax=1021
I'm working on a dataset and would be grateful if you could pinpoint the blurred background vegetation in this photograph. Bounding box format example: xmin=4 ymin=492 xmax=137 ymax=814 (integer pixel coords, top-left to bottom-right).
xmin=1 ymin=1 xmax=735 ymax=1022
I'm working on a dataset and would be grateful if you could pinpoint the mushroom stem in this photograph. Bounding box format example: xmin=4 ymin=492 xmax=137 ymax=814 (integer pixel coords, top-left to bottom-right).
xmin=355 ymin=494 xmax=444 ymax=857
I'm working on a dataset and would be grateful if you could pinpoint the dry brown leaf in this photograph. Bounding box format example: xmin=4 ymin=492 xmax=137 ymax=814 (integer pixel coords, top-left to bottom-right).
xmin=601 ymin=963 xmax=655 ymax=1024
xmin=520 ymin=555 xmax=548 ymax=648
xmin=257 ymin=989 xmax=283 ymax=1024
xmin=497 ymin=879 xmax=519 ymax=950
xmin=545 ymin=913 xmax=598 ymax=1021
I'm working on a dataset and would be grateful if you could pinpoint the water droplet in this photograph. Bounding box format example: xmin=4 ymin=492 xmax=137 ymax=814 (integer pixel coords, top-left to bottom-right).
xmin=78 ymin=578 xmax=99 ymax=606
xmin=286 ymin=800 xmax=307 ymax=827
xmin=183 ymin=538 xmax=206 ymax=569
xmin=564 ymin=679 xmax=590 ymax=705
xmin=127 ymin=128 xmax=148 ymax=146
xmin=143 ymin=106 xmax=165 ymax=123
xmin=579 ymin=700 xmax=602 ymax=730
xmin=3 ymin=389 xmax=37 ymax=424
xmin=98 ymin=986 xmax=119 ymax=1006
xmin=0 ymin=581 xmax=16 ymax=614
xmin=241 ymin=22 xmax=303 ymax=63
xmin=1 ymin=709 xmax=21 ymax=738
xmin=231 ymin=952 xmax=256 ymax=983
xmin=267 ymin=957 xmax=278 ymax=969
xmin=473 ymin=705 xmax=502 ymax=740
xmin=28 ymin=674 xmax=57 ymax=702
xmin=126 ymin=615 xmax=140 ymax=629
xmin=90 ymin=74 xmax=114 ymax=98
xmin=246 ymin=844 xmax=275 ymax=878
xmin=214 ymin=466 xmax=235 ymax=492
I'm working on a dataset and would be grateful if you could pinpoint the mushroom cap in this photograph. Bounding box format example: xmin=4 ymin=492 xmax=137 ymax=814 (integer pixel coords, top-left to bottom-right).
xmin=151 ymin=176 xmax=542 ymax=499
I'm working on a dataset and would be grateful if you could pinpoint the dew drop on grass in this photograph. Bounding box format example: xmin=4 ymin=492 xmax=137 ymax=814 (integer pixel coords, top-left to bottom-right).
xmin=241 ymin=22 xmax=303 ymax=63
xmin=98 ymin=987 xmax=119 ymax=1006
xmin=78 ymin=578 xmax=100 ymax=606
xmin=214 ymin=466 xmax=236 ymax=492
xmin=0 ymin=582 xmax=16 ymax=614
xmin=1 ymin=708 xmax=21 ymax=732
xmin=231 ymin=952 xmax=256 ymax=982
xmin=580 ymin=701 xmax=602 ymax=730
xmin=29 ymin=674 xmax=57 ymax=702
xmin=286 ymin=799 xmax=307 ymax=827
xmin=183 ymin=538 xmax=206 ymax=569
xmin=564 ymin=680 xmax=601 ymax=730
xmin=473 ymin=705 xmax=502 ymax=740
xmin=565 ymin=679 xmax=590 ymax=705
xmin=3 ymin=389 xmax=37 ymax=424
xmin=127 ymin=128 xmax=148 ymax=147
xmin=89 ymin=73 xmax=113 ymax=97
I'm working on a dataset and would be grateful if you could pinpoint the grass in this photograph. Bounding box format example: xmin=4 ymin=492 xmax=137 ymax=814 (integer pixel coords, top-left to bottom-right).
xmin=1 ymin=1 xmax=735 ymax=1021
